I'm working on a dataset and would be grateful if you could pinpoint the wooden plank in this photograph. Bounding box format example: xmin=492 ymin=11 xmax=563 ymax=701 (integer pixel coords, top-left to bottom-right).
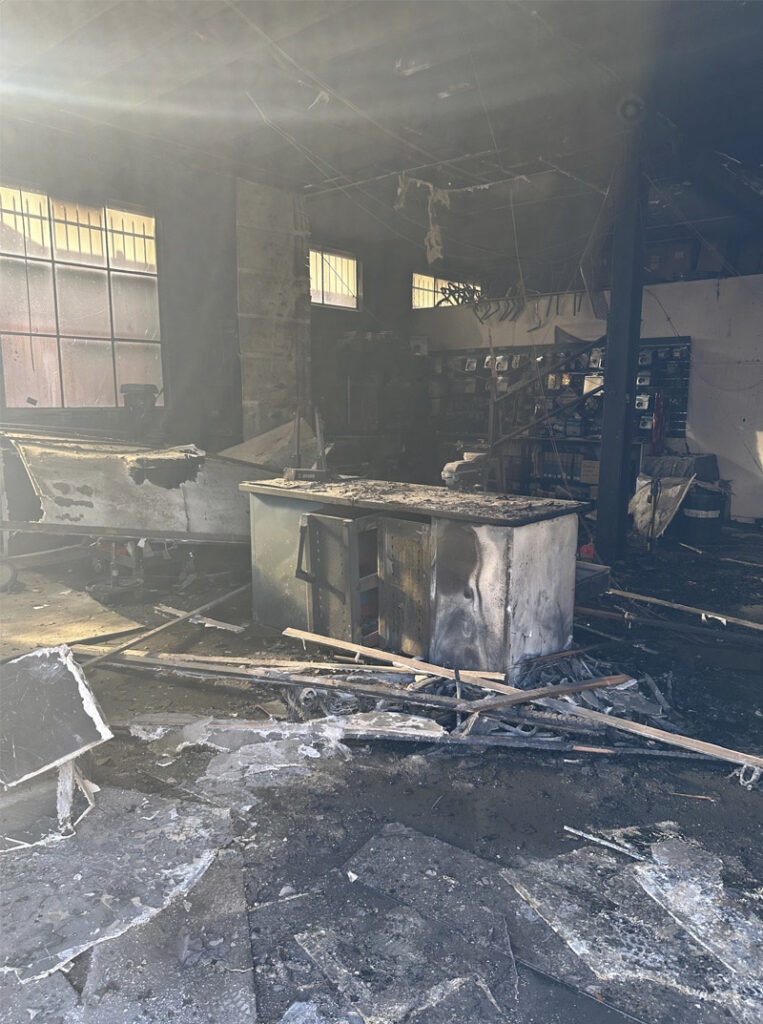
xmin=469 ymin=674 xmax=633 ymax=712
xmin=284 ymin=627 xmax=520 ymax=696
xmin=154 ymin=604 xmax=246 ymax=633
xmin=84 ymin=584 xmax=251 ymax=669
xmin=608 ymin=588 xmax=763 ymax=634
xmin=563 ymin=705 xmax=763 ymax=769
xmin=283 ymin=627 xmax=763 ymax=769
xmin=72 ymin=647 xmax=471 ymax=712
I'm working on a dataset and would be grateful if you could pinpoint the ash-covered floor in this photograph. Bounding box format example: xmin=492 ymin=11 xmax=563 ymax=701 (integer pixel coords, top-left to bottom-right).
xmin=1 ymin=533 xmax=762 ymax=1024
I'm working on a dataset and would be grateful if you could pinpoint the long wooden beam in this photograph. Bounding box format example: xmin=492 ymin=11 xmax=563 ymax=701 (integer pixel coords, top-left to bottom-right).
xmin=73 ymin=646 xmax=626 ymax=714
xmin=283 ymin=628 xmax=519 ymax=695
xmin=608 ymin=589 xmax=763 ymax=634
xmin=84 ymin=584 xmax=250 ymax=669
xmin=283 ymin=627 xmax=763 ymax=769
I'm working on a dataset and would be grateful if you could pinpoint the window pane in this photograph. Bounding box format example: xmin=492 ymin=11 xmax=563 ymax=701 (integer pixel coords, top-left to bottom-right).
xmin=0 ymin=257 xmax=56 ymax=334
xmin=1 ymin=334 xmax=61 ymax=407
xmin=0 ymin=187 xmax=24 ymax=255
xmin=0 ymin=187 xmax=51 ymax=257
xmin=51 ymin=200 xmax=105 ymax=265
xmin=107 ymin=208 xmax=156 ymax=271
xmin=322 ymin=253 xmax=357 ymax=308
xmin=60 ymin=338 xmax=115 ymax=406
xmin=310 ymin=249 xmax=358 ymax=307
xmin=111 ymin=272 xmax=159 ymax=340
xmin=412 ymin=287 xmax=434 ymax=309
xmin=55 ymin=265 xmax=110 ymax=337
xmin=413 ymin=273 xmax=434 ymax=292
xmin=20 ymin=190 xmax=52 ymax=257
xmin=115 ymin=341 xmax=164 ymax=406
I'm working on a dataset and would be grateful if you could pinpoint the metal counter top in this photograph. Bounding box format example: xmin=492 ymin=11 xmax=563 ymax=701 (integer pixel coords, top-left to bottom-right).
xmin=240 ymin=477 xmax=588 ymax=528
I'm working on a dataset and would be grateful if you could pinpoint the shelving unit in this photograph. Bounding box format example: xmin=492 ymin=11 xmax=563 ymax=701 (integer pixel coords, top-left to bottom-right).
xmin=427 ymin=336 xmax=691 ymax=499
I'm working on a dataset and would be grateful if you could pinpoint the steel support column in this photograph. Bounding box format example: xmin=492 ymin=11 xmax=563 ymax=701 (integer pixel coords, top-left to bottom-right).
xmin=597 ymin=127 xmax=645 ymax=564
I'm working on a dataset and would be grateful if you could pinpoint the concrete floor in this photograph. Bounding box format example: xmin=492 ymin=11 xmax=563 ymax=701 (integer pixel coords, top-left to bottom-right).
xmin=2 ymin=532 xmax=762 ymax=1023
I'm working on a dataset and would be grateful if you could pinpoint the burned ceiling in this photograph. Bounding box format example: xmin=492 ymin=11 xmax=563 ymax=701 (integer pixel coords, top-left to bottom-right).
xmin=1 ymin=1 xmax=762 ymax=280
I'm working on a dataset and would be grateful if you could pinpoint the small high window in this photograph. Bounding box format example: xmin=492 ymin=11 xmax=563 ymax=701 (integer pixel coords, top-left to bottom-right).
xmin=412 ymin=273 xmax=481 ymax=308
xmin=310 ymin=248 xmax=359 ymax=309
xmin=0 ymin=184 xmax=162 ymax=409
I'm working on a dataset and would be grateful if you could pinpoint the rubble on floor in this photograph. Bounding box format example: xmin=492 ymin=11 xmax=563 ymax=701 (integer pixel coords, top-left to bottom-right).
xmin=79 ymin=849 xmax=256 ymax=1024
xmin=0 ymin=539 xmax=760 ymax=1024
xmin=0 ymin=646 xmax=111 ymax=850
xmin=0 ymin=787 xmax=229 ymax=982
xmin=0 ymin=646 xmax=111 ymax=788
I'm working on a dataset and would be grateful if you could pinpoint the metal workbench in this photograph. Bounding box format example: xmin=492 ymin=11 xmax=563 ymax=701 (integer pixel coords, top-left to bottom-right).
xmin=241 ymin=477 xmax=587 ymax=679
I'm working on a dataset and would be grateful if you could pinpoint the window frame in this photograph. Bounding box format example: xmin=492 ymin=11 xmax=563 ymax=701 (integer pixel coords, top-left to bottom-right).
xmin=309 ymin=246 xmax=362 ymax=310
xmin=0 ymin=183 xmax=164 ymax=411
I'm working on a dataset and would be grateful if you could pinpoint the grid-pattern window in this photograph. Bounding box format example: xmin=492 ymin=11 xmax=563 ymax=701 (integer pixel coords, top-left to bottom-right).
xmin=309 ymin=248 xmax=359 ymax=308
xmin=412 ymin=272 xmax=481 ymax=308
xmin=0 ymin=185 xmax=162 ymax=409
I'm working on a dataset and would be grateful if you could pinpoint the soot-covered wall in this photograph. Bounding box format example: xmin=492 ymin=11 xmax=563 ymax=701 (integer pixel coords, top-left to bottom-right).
xmin=0 ymin=117 xmax=240 ymax=449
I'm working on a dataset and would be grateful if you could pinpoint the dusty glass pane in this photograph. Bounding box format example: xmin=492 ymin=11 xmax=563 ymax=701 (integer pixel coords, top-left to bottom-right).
xmin=51 ymin=200 xmax=105 ymax=265
xmin=322 ymin=253 xmax=357 ymax=308
xmin=110 ymin=273 xmax=160 ymax=340
xmin=20 ymin=190 xmax=52 ymax=257
xmin=60 ymin=338 xmax=115 ymax=407
xmin=0 ymin=257 xmax=56 ymax=334
xmin=1 ymin=334 xmax=61 ymax=407
xmin=412 ymin=287 xmax=434 ymax=309
xmin=115 ymin=341 xmax=164 ymax=406
xmin=0 ymin=187 xmax=24 ymax=255
xmin=107 ymin=208 xmax=156 ymax=271
xmin=0 ymin=187 xmax=51 ymax=257
xmin=55 ymin=265 xmax=110 ymax=337
xmin=412 ymin=273 xmax=435 ymax=292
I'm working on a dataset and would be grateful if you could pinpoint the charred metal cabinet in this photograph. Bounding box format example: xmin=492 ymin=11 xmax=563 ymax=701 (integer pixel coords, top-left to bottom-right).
xmin=429 ymin=514 xmax=578 ymax=678
xmin=299 ymin=512 xmax=379 ymax=644
xmin=243 ymin=480 xmax=583 ymax=679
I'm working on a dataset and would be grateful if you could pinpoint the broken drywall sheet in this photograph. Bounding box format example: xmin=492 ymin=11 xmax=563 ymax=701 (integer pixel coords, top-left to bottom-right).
xmin=633 ymin=837 xmax=763 ymax=988
xmin=0 ymin=787 xmax=230 ymax=983
xmin=345 ymin=823 xmax=730 ymax=1024
xmin=0 ymin=763 xmax=96 ymax=852
xmin=346 ymin=823 xmax=585 ymax=988
xmin=220 ymin=416 xmax=318 ymax=471
xmin=504 ymin=836 xmax=761 ymax=1024
xmin=126 ymin=714 xmax=445 ymax=804
xmin=0 ymin=646 xmax=112 ymax=788
xmin=251 ymin=869 xmax=516 ymax=1024
xmin=129 ymin=712 xmax=446 ymax=758
xmin=293 ymin=905 xmax=513 ymax=1023
xmin=0 ymin=969 xmax=82 ymax=1024
xmin=80 ymin=849 xmax=256 ymax=1024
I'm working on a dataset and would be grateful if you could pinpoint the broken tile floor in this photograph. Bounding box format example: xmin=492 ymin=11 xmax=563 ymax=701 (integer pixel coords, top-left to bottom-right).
xmin=1 ymin=542 xmax=762 ymax=1024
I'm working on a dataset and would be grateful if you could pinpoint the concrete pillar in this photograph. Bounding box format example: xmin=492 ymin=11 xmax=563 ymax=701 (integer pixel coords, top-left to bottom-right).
xmin=236 ymin=179 xmax=311 ymax=439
